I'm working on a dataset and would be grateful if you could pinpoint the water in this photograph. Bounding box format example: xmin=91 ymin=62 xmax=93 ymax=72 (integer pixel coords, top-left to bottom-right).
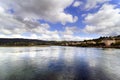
xmin=0 ymin=46 xmax=120 ymax=80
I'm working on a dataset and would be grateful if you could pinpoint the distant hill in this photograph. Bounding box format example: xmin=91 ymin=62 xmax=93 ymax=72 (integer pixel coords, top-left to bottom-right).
xmin=0 ymin=38 xmax=54 ymax=46
xmin=54 ymin=35 xmax=120 ymax=48
xmin=0 ymin=35 xmax=120 ymax=48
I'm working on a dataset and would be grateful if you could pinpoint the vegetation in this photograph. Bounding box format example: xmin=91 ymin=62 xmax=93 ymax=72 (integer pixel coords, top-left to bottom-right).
xmin=0 ymin=35 xmax=120 ymax=48
xmin=0 ymin=38 xmax=53 ymax=46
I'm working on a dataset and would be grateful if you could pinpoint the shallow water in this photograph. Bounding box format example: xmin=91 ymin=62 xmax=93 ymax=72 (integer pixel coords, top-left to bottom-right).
xmin=0 ymin=46 xmax=120 ymax=80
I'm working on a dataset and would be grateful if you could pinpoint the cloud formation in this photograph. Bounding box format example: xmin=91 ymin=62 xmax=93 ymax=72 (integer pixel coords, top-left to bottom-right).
xmin=0 ymin=5 xmax=85 ymax=41
xmin=0 ymin=0 xmax=119 ymax=41
xmin=0 ymin=0 xmax=86 ymax=41
xmin=84 ymin=4 xmax=120 ymax=36
xmin=74 ymin=0 xmax=110 ymax=10
xmin=84 ymin=0 xmax=110 ymax=10
xmin=73 ymin=1 xmax=82 ymax=7
xmin=1 ymin=0 xmax=77 ymax=24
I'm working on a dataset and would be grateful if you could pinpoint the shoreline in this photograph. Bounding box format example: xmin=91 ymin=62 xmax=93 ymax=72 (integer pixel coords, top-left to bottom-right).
xmin=0 ymin=45 xmax=51 ymax=47
xmin=0 ymin=45 xmax=119 ymax=49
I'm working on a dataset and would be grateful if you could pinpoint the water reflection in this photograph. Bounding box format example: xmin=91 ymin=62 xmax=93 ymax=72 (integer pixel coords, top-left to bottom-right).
xmin=0 ymin=46 xmax=120 ymax=80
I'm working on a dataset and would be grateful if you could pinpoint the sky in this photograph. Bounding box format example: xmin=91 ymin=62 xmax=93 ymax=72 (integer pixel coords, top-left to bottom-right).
xmin=0 ymin=0 xmax=120 ymax=41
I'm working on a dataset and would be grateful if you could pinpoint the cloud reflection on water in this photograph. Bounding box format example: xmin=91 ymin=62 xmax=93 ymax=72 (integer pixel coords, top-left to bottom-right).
xmin=0 ymin=46 xmax=120 ymax=80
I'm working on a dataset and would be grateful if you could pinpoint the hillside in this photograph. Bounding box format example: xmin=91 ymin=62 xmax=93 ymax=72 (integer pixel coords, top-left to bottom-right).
xmin=0 ymin=35 xmax=120 ymax=48
xmin=0 ymin=38 xmax=54 ymax=46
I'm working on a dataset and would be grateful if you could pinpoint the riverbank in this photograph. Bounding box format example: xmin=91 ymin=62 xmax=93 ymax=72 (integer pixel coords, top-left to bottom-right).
xmin=0 ymin=35 xmax=119 ymax=48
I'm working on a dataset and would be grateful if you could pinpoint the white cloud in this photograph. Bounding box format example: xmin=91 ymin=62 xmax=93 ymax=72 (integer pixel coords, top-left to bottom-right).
xmin=73 ymin=1 xmax=82 ymax=7
xmin=73 ymin=16 xmax=78 ymax=22
xmin=0 ymin=7 xmax=61 ymax=41
xmin=62 ymin=35 xmax=92 ymax=41
xmin=0 ymin=6 xmax=4 ymax=13
xmin=40 ymin=33 xmax=61 ymax=41
xmin=0 ymin=6 xmax=60 ymax=40
xmin=84 ymin=0 xmax=110 ymax=10
xmin=0 ymin=7 xmax=26 ymax=35
xmin=73 ymin=0 xmax=111 ymax=10
xmin=0 ymin=34 xmax=27 ymax=39
xmin=62 ymin=26 xmax=78 ymax=35
xmin=0 ymin=7 xmax=76 ymax=41
xmin=2 ymin=1 xmax=117 ymax=41
xmin=84 ymin=3 xmax=120 ymax=36
xmin=0 ymin=0 xmax=77 ymax=24
xmin=34 ymin=26 xmax=91 ymax=41
xmin=60 ymin=26 xmax=91 ymax=41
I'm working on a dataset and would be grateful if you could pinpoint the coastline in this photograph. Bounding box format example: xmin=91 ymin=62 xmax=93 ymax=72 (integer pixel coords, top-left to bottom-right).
xmin=0 ymin=45 xmax=119 ymax=49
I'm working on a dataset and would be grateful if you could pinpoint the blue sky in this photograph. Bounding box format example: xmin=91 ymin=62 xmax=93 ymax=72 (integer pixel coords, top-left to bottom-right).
xmin=0 ymin=0 xmax=120 ymax=41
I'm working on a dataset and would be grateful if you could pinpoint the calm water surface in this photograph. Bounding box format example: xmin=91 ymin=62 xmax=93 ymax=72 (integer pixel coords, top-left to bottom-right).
xmin=0 ymin=46 xmax=120 ymax=80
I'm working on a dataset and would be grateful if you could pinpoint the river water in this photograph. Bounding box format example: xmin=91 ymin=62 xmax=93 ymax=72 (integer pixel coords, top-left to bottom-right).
xmin=0 ymin=46 xmax=120 ymax=80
